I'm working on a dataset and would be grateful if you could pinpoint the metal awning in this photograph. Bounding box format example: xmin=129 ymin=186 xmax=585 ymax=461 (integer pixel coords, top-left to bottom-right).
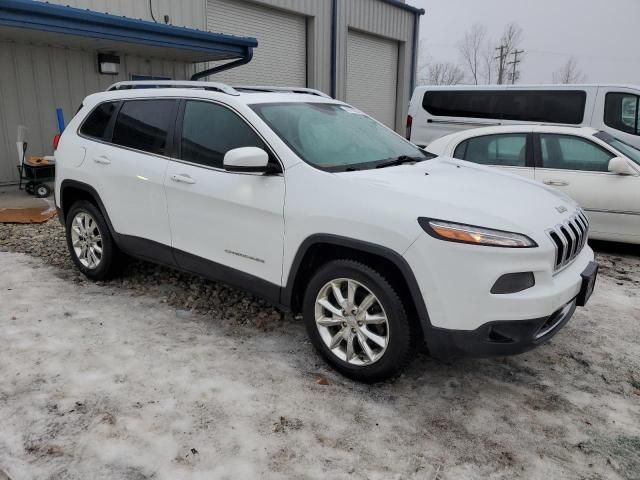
xmin=0 ymin=0 xmax=257 ymax=63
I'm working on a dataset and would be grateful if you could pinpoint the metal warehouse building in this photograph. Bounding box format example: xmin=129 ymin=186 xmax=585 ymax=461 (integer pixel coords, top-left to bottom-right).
xmin=0 ymin=0 xmax=423 ymax=185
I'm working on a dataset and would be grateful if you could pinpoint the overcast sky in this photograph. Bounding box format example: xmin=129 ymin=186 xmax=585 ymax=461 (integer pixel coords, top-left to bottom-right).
xmin=412 ymin=0 xmax=639 ymax=84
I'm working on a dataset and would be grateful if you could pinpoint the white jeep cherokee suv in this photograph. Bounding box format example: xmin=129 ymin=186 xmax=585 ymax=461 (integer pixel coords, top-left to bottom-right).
xmin=55 ymin=81 xmax=598 ymax=382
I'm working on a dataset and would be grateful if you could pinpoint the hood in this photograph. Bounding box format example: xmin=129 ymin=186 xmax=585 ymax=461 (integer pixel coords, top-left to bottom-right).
xmin=336 ymin=157 xmax=579 ymax=235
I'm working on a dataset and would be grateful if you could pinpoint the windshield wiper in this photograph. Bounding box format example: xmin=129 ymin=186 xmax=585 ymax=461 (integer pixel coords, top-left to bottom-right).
xmin=375 ymin=155 xmax=424 ymax=169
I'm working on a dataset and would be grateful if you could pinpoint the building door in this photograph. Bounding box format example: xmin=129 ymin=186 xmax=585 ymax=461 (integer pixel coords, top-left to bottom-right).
xmin=346 ymin=30 xmax=399 ymax=130
xmin=206 ymin=0 xmax=307 ymax=87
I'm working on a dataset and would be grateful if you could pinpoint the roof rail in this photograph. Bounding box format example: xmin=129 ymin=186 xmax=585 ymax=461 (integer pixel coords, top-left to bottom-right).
xmin=106 ymin=80 xmax=240 ymax=96
xmin=233 ymin=85 xmax=332 ymax=98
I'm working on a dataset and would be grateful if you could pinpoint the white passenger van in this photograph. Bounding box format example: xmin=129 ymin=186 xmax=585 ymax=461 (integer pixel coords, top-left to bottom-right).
xmin=407 ymin=84 xmax=640 ymax=149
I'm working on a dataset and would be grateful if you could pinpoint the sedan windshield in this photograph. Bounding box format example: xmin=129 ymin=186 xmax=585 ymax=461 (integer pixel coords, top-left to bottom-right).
xmin=250 ymin=102 xmax=429 ymax=171
xmin=594 ymin=131 xmax=640 ymax=165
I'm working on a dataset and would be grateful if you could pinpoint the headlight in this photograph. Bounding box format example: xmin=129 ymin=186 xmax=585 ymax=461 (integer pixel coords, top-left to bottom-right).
xmin=418 ymin=218 xmax=537 ymax=248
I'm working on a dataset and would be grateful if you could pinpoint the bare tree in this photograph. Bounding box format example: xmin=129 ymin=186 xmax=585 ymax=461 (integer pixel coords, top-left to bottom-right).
xmin=495 ymin=22 xmax=523 ymax=84
xmin=458 ymin=23 xmax=487 ymax=85
xmin=421 ymin=62 xmax=465 ymax=85
xmin=553 ymin=57 xmax=586 ymax=84
xmin=481 ymin=38 xmax=496 ymax=84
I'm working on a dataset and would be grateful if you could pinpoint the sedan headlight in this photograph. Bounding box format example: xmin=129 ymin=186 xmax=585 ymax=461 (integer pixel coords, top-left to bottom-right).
xmin=418 ymin=218 xmax=537 ymax=248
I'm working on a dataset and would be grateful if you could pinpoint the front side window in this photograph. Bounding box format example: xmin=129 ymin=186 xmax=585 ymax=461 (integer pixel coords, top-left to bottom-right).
xmin=80 ymin=102 xmax=118 ymax=140
xmin=112 ymin=100 xmax=175 ymax=155
xmin=594 ymin=131 xmax=640 ymax=165
xmin=604 ymin=92 xmax=639 ymax=135
xmin=180 ymin=101 xmax=266 ymax=169
xmin=453 ymin=134 xmax=528 ymax=167
xmin=250 ymin=102 xmax=427 ymax=171
xmin=539 ymin=134 xmax=614 ymax=172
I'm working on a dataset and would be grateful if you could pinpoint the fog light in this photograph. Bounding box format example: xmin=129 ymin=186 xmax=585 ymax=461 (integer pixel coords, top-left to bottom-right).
xmin=490 ymin=272 xmax=535 ymax=294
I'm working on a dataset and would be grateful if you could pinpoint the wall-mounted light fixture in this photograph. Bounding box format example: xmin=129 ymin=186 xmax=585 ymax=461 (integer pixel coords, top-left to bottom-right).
xmin=98 ymin=53 xmax=120 ymax=75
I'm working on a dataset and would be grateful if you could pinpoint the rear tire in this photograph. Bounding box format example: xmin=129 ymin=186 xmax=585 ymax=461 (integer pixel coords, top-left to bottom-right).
xmin=65 ymin=200 xmax=123 ymax=280
xmin=302 ymin=259 xmax=416 ymax=383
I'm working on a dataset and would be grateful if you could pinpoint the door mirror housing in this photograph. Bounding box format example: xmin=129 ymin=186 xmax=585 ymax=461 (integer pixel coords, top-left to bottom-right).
xmin=608 ymin=157 xmax=637 ymax=176
xmin=223 ymin=147 xmax=270 ymax=173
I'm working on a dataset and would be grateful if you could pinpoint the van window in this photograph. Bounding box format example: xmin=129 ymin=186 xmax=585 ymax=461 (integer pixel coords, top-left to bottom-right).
xmin=539 ymin=134 xmax=613 ymax=172
xmin=79 ymin=102 xmax=118 ymax=140
xmin=422 ymin=90 xmax=586 ymax=124
xmin=112 ymin=100 xmax=175 ymax=155
xmin=604 ymin=92 xmax=639 ymax=135
xmin=453 ymin=134 xmax=528 ymax=167
xmin=180 ymin=101 xmax=266 ymax=169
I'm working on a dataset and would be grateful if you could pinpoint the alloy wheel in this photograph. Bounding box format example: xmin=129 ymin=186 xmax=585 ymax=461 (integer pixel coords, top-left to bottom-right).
xmin=70 ymin=211 xmax=103 ymax=269
xmin=314 ymin=278 xmax=390 ymax=366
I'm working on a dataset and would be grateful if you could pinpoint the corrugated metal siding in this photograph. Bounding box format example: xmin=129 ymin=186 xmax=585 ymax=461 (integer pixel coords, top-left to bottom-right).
xmin=346 ymin=30 xmax=398 ymax=128
xmin=39 ymin=0 xmax=207 ymax=30
xmin=206 ymin=0 xmax=307 ymax=86
xmin=0 ymin=41 xmax=192 ymax=185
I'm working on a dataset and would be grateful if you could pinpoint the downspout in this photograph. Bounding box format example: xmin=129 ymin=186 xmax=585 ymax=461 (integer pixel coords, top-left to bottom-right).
xmin=330 ymin=0 xmax=337 ymax=98
xmin=410 ymin=8 xmax=425 ymax=94
xmin=190 ymin=48 xmax=254 ymax=81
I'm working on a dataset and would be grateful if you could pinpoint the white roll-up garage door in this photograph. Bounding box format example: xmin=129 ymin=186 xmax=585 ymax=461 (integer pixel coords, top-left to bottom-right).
xmin=346 ymin=30 xmax=399 ymax=129
xmin=206 ymin=0 xmax=307 ymax=86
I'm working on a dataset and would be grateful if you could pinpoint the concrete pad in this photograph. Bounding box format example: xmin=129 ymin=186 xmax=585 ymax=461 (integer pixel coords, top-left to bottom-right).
xmin=0 ymin=185 xmax=54 ymax=209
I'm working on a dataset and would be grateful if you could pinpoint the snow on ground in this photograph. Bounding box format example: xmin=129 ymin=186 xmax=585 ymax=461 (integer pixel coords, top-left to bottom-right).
xmin=0 ymin=246 xmax=639 ymax=479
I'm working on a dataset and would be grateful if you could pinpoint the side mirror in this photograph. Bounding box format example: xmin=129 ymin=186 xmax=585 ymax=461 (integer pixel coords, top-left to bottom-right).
xmin=223 ymin=147 xmax=269 ymax=173
xmin=608 ymin=157 xmax=637 ymax=176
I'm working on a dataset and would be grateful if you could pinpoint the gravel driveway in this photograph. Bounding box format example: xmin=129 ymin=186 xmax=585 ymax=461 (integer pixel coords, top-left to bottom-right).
xmin=1 ymin=221 xmax=639 ymax=479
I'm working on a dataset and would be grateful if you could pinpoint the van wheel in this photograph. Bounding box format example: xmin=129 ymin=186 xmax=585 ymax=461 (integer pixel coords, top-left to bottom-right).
xmin=65 ymin=200 xmax=122 ymax=280
xmin=302 ymin=259 xmax=416 ymax=383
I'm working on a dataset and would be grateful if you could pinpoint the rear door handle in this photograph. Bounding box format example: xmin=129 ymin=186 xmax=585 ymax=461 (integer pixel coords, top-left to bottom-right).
xmin=543 ymin=180 xmax=569 ymax=186
xmin=170 ymin=174 xmax=196 ymax=185
xmin=93 ymin=155 xmax=111 ymax=165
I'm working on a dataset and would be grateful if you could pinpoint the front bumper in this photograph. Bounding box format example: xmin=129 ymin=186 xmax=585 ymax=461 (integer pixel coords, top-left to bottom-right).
xmin=426 ymin=298 xmax=577 ymax=360
xmin=403 ymin=232 xmax=595 ymax=331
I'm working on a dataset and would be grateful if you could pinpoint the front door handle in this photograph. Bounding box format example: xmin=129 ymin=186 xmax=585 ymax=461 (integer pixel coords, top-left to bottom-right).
xmin=93 ymin=155 xmax=111 ymax=165
xmin=170 ymin=174 xmax=196 ymax=185
xmin=543 ymin=180 xmax=569 ymax=186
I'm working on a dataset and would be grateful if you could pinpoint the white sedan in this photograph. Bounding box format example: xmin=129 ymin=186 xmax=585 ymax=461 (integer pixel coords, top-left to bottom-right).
xmin=427 ymin=125 xmax=640 ymax=244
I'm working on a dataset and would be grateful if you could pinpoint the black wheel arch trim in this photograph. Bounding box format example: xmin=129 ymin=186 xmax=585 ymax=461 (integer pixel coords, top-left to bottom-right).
xmin=59 ymin=179 xmax=117 ymax=238
xmin=281 ymin=234 xmax=434 ymax=333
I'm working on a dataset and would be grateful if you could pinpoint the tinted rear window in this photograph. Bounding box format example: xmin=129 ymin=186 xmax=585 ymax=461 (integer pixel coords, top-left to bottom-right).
xmin=422 ymin=90 xmax=586 ymax=124
xmin=79 ymin=102 xmax=118 ymax=139
xmin=112 ymin=100 xmax=175 ymax=155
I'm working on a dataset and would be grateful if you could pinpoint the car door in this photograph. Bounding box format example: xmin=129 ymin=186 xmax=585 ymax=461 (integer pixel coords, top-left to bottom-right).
xmin=83 ymin=98 xmax=176 ymax=251
xmin=533 ymin=131 xmax=640 ymax=242
xmin=450 ymin=131 xmax=535 ymax=180
xmin=592 ymin=87 xmax=640 ymax=150
xmin=164 ymin=99 xmax=285 ymax=291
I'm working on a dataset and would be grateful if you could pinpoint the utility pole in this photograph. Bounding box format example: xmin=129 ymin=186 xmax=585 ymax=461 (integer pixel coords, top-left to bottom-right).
xmin=494 ymin=45 xmax=506 ymax=84
xmin=507 ymin=49 xmax=524 ymax=84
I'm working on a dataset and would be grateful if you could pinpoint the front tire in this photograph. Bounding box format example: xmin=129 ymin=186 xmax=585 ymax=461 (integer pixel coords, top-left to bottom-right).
xmin=303 ymin=259 xmax=416 ymax=383
xmin=65 ymin=200 xmax=122 ymax=280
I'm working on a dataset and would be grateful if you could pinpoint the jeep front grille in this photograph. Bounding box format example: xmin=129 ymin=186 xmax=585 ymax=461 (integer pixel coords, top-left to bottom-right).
xmin=547 ymin=210 xmax=589 ymax=271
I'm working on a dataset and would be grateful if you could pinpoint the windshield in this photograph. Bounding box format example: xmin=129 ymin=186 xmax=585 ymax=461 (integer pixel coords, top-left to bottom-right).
xmin=594 ymin=131 xmax=640 ymax=165
xmin=250 ymin=102 xmax=428 ymax=171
